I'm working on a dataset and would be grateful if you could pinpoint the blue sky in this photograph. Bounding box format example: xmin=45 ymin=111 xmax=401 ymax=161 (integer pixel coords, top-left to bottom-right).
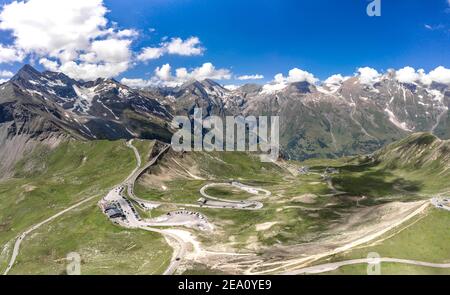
xmin=0 ymin=0 xmax=449 ymax=85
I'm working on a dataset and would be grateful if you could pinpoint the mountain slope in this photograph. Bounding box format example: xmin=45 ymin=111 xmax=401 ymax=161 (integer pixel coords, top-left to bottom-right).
xmin=373 ymin=132 xmax=450 ymax=175
xmin=148 ymin=73 xmax=449 ymax=160
xmin=329 ymin=132 xmax=450 ymax=198
xmin=6 ymin=65 xmax=173 ymax=141
xmin=0 ymin=65 xmax=174 ymax=177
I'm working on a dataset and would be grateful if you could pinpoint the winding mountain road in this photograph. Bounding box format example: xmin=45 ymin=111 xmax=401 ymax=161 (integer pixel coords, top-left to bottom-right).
xmin=283 ymin=257 xmax=450 ymax=275
xmin=198 ymin=183 xmax=264 ymax=210
xmin=111 ymin=140 xmax=271 ymax=274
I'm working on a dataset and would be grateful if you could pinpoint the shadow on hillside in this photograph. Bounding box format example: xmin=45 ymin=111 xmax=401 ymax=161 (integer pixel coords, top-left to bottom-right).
xmin=331 ymin=167 xmax=423 ymax=199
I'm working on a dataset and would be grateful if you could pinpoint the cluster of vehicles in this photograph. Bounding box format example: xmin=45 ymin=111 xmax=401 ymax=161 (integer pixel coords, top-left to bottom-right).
xmin=431 ymin=197 xmax=450 ymax=211
xmin=166 ymin=210 xmax=207 ymax=221
xmin=122 ymin=196 xmax=141 ymax=221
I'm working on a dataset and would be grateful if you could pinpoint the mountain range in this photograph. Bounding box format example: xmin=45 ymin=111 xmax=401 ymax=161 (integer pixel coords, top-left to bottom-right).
xmin=0 ymin=64 xmax=449 ymax=176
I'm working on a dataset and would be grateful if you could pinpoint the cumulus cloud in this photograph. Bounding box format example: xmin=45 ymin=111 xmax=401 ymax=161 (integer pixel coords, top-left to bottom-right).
xmin=137 ymin=37 xmax=204 ymax=62
xmin=284 ymin=68 xmax=318 ymax=84
xmin=0 ymin=0 xmax=107 ymax=57
xmin=38 ymin=58 xmax=59 ymax=72
xmin=165 ymin=37 xmax=204 ymax=56
xmin=224 ymin=84 xmax=239 ymax=90
xmin=155 ymin=62 xmax=230 ymax=86
xmin=59 ymin=60 xmax=130 ymax=81
xmin=83 ymin=39 xmax=132 ymax=64
xmin=120 ymin=78 xmax=150 ymax=88
xmin=261 ymin=68 xmax=317 ymax=93
xmin=237 ymin=74 xmax=264 ymax=80
xmin=0 ymin=0 xmax=135 ymax=80
xmin=121 ymin=62 xmax=231 ymax=88
xmin=357 ymin=67 xmax=381 ymax=85
xmin=324 ymin=74 xmax=349 ymax=86
xmin=0 ymin=70 xmax=13 ymax=78
xmin=0 ymin=69 xmax=13 ymax=83
xmin=393 ymin=66 xmax=450 ymax=85
xmin=426 ymin=66 xmax=450 ymax=85
xmin=395 ymin=66 xmax=420 ymax=84
xmin=0 ymin=44 xmax=24 ymax=63
xmin=137 ymin=47 xmax=165 ymax=61
xmin=116 ymin=29 xmax=139 ymax=38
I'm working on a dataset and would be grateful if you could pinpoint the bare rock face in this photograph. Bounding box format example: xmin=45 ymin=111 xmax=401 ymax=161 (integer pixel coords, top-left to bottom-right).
xmin=1 ymin=64 xmax=174 ymax=142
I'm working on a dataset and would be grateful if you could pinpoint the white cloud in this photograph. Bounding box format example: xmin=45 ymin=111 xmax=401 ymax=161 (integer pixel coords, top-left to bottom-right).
xmin=392 ymin=66 xmax=450 ymax=85
xmin=261 ymin=82 xmax=289 ymax=94
xmin=178 ymin=62 xmax=230 ymax=81
xmin=0 ymin=0 xmax=108 ymax=58
xmin=424 ymin=24 xmax=445 ymax=31
xmin=137 ymin=36 xmax=204 ymax=62
xmin=237 ymin=74 xmax=264 ymax=80
xmin=395 ymin=66 xmax=420 ymax=84
xmin=137 ymin=47 xmax=165 ymax=61
xmin=0 ymin=1 xmax=209 ymax=81
xmin=426 ymin=66 xmax=450 ymax=85
xmin=38 ymin=58 xmax=59 ymax=72
xmin=285 ymin=68 xmax=318 ymax=84
xmin=122 ymin=62 xmax=231 ymax=88
xmin=83 ymin=39 xmax=132 ymax=64
xmin=0 ymin=44 xmax=24 ymax=63
xmin=154 ymin=63 xmax=173 ymax=81
xmin=224 ymin=84 xmax=239 ymax=90
xmin=59 ymin=61 xmax=130 ymax=81
xmin=417 ymin=69 xmax=432 ymax=85
xmin=165 ymin=37 xmax=204 ymax=56
xmin=0 ymin=69 xmax=13 ymax=83
xmin=324 ymin=74 xmax=349 ymax=86
xmin=0 ymin=0 xmax=134 ymax=80
xmin=156 ymin=62 xmax=230 ymax=86
xmin=261 ymin=68 xmax=317 ymax=93
xmin=116 ymin=29 xmax=138 ymax=38
xmin=120 ymin=78 xmax=150 ymax=88
xmin=357 ymin=67 xmax=381 ymax=85
xmin=0 ymin=70 xmax=13 ymax=78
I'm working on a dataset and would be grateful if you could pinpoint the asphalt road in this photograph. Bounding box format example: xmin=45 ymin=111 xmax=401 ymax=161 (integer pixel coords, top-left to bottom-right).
xmin=199 ymin=183 xmax=264 ymax=210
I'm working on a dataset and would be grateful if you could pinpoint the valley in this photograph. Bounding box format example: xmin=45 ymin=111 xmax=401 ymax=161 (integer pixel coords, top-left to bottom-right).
xmin=2 ymin=132 xmax=448 ymax=275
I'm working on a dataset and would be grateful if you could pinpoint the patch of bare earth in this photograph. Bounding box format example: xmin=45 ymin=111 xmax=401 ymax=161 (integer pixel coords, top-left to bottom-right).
xmin=201 ymin=200 xmax=428 ymax=274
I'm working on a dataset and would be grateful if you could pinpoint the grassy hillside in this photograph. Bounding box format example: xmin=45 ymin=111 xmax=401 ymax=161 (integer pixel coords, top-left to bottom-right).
xmin=8 ymin=198 xmax=171 ymax=275
xmin=328 ymin=133 xmax=450 ymax=199
xmin=0 ymin=138 xmax=172 ymax=274
xmin=316 ymin=207 xmax=450 ymax=274
xmin=374 ymin=132 xmax=450 ymax=173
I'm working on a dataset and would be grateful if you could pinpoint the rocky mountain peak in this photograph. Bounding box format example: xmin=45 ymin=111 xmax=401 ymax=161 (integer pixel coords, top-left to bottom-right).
xmin=10 ymin=64 xmax=42 ymax=84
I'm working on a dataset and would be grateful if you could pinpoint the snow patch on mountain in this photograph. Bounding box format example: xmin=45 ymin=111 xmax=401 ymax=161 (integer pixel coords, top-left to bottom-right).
xmin=384 ymin=107 xmax=412 ymax=131
xmin=72 ymin=85 xmax=97 ymax=113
